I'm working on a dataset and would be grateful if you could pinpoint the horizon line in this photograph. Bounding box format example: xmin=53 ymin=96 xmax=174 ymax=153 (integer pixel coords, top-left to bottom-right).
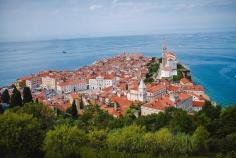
xmin=1 ymin=28 xmax=236 ymax=44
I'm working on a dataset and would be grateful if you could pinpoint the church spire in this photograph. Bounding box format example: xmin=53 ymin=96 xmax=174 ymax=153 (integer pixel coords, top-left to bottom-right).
xmin=162 ymin=37 xmax=168 ymax=54
xmin=138 ymin=78 xmax=147 ymax=102
xmin=162 ymin=38 xmax=168 ymax=66
xmin=139 ymin=78 xmax=146 ymax=90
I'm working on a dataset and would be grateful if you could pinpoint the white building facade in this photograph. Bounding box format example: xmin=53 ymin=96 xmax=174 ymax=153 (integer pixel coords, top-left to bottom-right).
xmin=57 ymin=80 xmax=87 ymax=94
xmin=26 ymin=77 xmax=42 ymax=90
xmin=89 ymin=76 xmax=115 ymax=90
xmin=141 ymin=106 xmax=162 ymax=116
xmin=41 ymin=76 xmax=57 ymax=90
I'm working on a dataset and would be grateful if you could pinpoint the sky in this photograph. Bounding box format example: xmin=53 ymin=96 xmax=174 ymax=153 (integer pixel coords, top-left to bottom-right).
xmin=0 ymin=0 xmax=236 ymax=42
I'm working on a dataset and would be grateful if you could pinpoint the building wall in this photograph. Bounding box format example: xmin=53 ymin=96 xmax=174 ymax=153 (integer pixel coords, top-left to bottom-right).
xmin=26 ymin=80 xmax=33 ymax=89
xmin=176 ymin=96 xmax=193 ymax=112
xmin=89 ymin=77 xmax=114 ymax=90
xmin=167 ymin=60 xmax=177 ymax=70
xmin=127 ymin=89 xmax=147 ymax=102
xmin=184 ymin=90 xmax=204 ymax=96
xmin=42 ymin=77 xmax=56 ymax=90
xmin=147 ymin=88 xmax=166 ymax=101
xmin=57 ymin=83 xmax=87 ymax=94
xmin=127 ymin=90 xmax=139 ymax=101
xmin=192 ymin=106 xmax=202 ymax=112
xmin=160 ymin=69 xmax=171 ymax=78
xmin=89 ymin=79 xmax=97 ymax=89
xmin=26 ymin=78 xmax=42 ymax=90
xmin=159 ymin=52 xmax=177 ymax=79
xmin=141 ymin=106 xmax=162 ymax=116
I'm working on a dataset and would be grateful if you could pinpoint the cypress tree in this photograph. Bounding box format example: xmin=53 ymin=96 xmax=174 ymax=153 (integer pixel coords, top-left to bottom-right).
xmin=1 ymin=89 xmax=10 ymax=104
xmin=35 ymin=98 xmax=39 ymax=103
xmin=23 ymin=87 xmax=33 ymax=104
xmin=10 ymin=87 xmax=22 ymax=107
xmin=71 ymin=100 xmax=78 ymax=118
xmin=80 ymin=96 xmax=84 ymax=110
xmin=0 ymin=104 xmax=4 ymax=113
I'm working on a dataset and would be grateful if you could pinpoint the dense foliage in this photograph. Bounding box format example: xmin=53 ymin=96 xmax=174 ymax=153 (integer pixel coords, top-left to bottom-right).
xmin=0 ymin=99 xmax=236 ymax=158
xmin=172 ymin=63 xmax=186 ymax=81
xmin=43 ymin=124 xmax=86 ymax=158
xmin=1 ymin=89 xmax=10 ymax=104
xmin=71 ymin=100 xmax=78 ymax=118
xmin=0 ymin=112 xmax=44 ymax=157
xmin=22 ymin=86 xmax=33 ymax=104
xmin=10 ymin=86 xmax=23 ymax=107
xmin=144 ymin=59 xmax=160 ymax=83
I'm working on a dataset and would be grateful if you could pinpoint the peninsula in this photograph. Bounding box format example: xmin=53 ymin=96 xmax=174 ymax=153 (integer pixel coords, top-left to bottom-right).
xmin=1 ymin=45 xmax=209 ymax=116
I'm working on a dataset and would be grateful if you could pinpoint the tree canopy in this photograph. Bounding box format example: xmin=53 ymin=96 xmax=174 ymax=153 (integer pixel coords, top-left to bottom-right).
xmin=23 ymin=86 xmax=33 ymax=104
xmin=10 ymin=87 xmax=22 ymax=107
xmin=43 ymin=124 xmax=86 ymax=158
xmin=107 ymin=125 xmax=145 ymax=156
xmin=0 ymin=101 xmax=235 ymax=157
xmin=1 ymin=89 xmax=10 ymax=104
xmin=11 ymin=103 xmax=56 ymax=130
xmin=71 ymin=100 xmax=78 ymax=118
xmin=0 ymin=112 xmax=43 ymax=157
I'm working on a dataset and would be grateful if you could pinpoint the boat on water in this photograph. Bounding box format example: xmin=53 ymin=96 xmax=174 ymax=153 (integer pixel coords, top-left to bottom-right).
xmin=62 ymin=51 xmax=67 ymax=54
xmin=92 ymin=61 xmax=97 ymax=65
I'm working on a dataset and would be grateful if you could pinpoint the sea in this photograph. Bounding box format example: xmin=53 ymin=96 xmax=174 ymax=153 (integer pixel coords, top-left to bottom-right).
xmin=0 ymin=31 xmax=236 ymax=106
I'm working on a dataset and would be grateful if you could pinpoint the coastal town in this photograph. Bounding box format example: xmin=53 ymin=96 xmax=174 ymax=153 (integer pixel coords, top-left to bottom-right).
xmin=0 ymin=45 xmax=208 ymax=117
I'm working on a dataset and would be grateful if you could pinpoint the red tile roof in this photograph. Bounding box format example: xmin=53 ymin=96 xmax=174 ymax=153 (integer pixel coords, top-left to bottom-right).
xmin=111 ymin=96 xmax=132 ymax=114
xmin=168 ymin=85 xmax=180 ymax=91
xmin=178 ymin=93 xmax=191 ymax=101
xmin=183 ymin=85 xmax=204 ymax=91
xmin=193 ymin=101 xmax=205 ymax=107
xmin=70 ymin=92 xmax=79 ymax=100
xmin=19 ymin=76 xmax=32 ymax=81
xmin=146 ymin=83 xmax=166 ymax=93
xmin=180 ymin=78 xmax=191 ymax=84
xmin=144 ymin=96 xmax=175 ymax=111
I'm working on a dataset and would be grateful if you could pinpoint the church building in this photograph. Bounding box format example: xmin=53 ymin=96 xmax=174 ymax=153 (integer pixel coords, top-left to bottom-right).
xmin=127 ymin=79 xmax=147 ymax=102
xmin=157 ymin=44 xmax=177 ymax=79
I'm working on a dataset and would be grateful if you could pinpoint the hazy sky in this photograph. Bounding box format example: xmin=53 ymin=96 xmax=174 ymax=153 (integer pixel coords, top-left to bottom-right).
xmin=0 ymin=0 xmax=236 ymax=42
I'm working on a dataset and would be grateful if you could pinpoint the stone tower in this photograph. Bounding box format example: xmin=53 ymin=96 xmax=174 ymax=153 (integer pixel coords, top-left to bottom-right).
xmin=162 ymin=39 xmax=168 ymax=66
xmin=138 ymin=79 xmax=147 ymax=102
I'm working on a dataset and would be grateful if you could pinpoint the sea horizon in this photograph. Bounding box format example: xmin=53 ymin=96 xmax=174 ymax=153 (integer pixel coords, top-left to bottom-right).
xmin=1 ymin=28 xmax=236 ymax=44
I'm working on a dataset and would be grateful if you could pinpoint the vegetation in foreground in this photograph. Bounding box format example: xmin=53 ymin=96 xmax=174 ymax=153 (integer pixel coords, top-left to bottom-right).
xmin=0 ymin=86 xmax=236 ymax=157
xmin=0 ymin=92 xmax=236 ymax=158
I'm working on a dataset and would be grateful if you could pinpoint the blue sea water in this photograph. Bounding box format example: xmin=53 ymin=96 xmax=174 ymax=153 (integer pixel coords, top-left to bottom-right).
xmin=0 ymin=31 xmax=236 ymax=106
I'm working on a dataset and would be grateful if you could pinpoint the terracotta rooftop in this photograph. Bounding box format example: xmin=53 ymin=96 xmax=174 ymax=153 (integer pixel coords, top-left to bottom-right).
xmin=180 ymin=78 xmax=192 ymax=84
xmin=144 ymin=96 xmax=175 ymax=111
xmin=146 ymin=83 xmax=166 ymax=93
xmin=193 ymin=101 xmax=205 ymax=107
